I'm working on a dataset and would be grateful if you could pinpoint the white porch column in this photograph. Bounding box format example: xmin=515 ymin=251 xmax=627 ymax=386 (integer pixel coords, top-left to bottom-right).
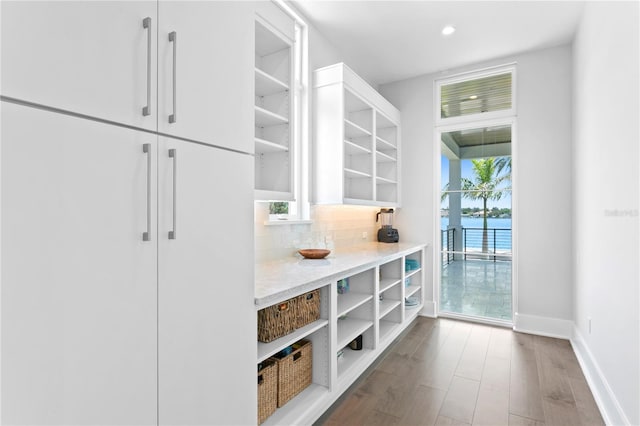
xmin=448 ymin=159 xmax=463 ymax=260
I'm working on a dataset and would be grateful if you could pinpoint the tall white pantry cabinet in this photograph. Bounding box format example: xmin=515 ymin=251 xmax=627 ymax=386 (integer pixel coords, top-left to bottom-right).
xmin=0 ymin=1 xmax=266 ymax=425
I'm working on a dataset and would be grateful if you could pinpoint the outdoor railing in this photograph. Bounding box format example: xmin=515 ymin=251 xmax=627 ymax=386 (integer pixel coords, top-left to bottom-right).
xmin=441 ymin=227 xmax=512 ymax=265
xmin=441 ymin=228 xmax=455 ymax=265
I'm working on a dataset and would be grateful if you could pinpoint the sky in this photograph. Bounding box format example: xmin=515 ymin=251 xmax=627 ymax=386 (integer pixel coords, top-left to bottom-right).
xmin=441 ymin=155 xmax=512 ymax=209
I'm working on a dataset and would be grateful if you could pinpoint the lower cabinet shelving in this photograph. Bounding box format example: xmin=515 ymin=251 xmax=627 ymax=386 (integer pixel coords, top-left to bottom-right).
xmin=256 ymin=245 xmax=426 ymax=425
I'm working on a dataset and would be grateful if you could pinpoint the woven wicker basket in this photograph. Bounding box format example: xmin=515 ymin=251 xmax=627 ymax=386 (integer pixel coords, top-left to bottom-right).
xmin=276 ymin=339 xmax=312 ymax=407
xmin=258 ymin=298 xmax=298 ymax=343
xmin=296 ymin=290 xmax=320 ymax=329
xmin=257 ymin=359 xmax=278 ymax=424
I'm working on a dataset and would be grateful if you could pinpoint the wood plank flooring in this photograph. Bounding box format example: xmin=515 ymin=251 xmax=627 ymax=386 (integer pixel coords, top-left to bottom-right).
xmin=316 ymin=317 xmax=604 ymax=426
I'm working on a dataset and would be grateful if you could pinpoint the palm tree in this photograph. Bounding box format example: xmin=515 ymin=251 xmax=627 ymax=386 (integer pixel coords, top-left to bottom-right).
xmin=461 ymin=158 xmax=508 ymax=253
xmin=494 ymin=156 xmax=512 ymax=181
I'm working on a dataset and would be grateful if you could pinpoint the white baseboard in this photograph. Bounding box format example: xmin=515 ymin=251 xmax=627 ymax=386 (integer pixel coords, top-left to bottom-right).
xmin=420 ymin=300 xmax=436 ymax=318
xmin=571 ymin=327 xmax=631 ymax=426
xmin=513 ymin=312 xmax=573 ymax=339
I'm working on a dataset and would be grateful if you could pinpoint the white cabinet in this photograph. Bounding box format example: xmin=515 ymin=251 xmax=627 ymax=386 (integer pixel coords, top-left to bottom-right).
xmin=1 ymin=101 xmax=257 ymax=426
xmin=254 ymin=4 xmax=295 ymax=200
xmin=1 ymin=1 xmax=158 ymax=131
xmin=313 ymin=63 xmax=401 ymax=206
xmin=1 ymin=1 xmax=254 ymax=154
xmin=157 ymin=137 xmax=255 ymax=425
xmin=2 ymin=2 xmax=259 ymax=424
xmin=1 ymin=102 xmax=158 ymax=425
xmin=157 ymin=1 xmax=254 ymax=153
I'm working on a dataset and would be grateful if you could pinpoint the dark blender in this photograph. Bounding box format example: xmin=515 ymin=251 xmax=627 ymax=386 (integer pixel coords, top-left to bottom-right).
xmin=376 ymin=208 xmax=399 ymax=243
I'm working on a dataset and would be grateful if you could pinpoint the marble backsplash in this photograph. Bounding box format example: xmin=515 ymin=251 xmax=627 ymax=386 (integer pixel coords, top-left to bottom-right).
xmin=255 ymin=203 xmax=380 ymax=263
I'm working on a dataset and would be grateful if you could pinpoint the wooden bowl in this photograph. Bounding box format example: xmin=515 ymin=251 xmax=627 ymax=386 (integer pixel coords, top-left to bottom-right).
xmin=298 ymin=249 xmax=331 ymax=259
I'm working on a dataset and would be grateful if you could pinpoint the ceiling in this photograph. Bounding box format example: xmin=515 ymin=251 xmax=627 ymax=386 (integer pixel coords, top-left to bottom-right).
xmin=291 ymin=1 xmax=585 ymax=87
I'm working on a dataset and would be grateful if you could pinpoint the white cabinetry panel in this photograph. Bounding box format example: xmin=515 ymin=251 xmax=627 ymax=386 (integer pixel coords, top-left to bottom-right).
xmin=157 ymin=137 xmax=256 ymax=425
xmin=158 ymin=1 xmax=254 ymax=153
xmin=1 ymin=102 xmax=158 ymax=425
xmin=1 ymin=1 xmax=158 ymax=131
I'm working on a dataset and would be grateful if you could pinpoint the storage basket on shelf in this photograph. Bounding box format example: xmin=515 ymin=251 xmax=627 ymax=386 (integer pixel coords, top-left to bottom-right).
xmin=257 ymin=359 xmax=278 ymax=424
xmin=258 ymin=297 xmax=298 ymax=343
xmin=296 ymin=289 xmax=320 ymax=329
xmin=275 ymin=339 xmax=312 ymax=407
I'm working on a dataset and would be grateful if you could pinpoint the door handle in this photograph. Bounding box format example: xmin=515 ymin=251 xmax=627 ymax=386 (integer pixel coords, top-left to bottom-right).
xmin=168 ymin=31 xmax=177 ymax=124
xmin=142 ymin=143 xmax=151 ymax=241
xmin=142 ymin=17 xmax=152 ymax=117
xmin=168 ymin=149 xmax=177 ymax=239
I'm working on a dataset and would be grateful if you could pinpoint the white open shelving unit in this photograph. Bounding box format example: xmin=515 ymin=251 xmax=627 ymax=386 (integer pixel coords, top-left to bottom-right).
xmin=257 ymin=245 xmax=426 ymax=425
xmin=254 ymin=14 xmax=294 ymax=201
xmin=313 ymin=63 xmax=401 ymax=206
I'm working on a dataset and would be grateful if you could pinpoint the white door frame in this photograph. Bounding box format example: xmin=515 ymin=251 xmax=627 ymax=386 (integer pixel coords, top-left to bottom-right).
xmin=433 ymin=117 xmax=518 ymax=327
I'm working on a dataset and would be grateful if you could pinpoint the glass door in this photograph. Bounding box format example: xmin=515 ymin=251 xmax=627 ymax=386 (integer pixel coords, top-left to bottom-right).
xmin=440 ymin=124 xmax=513 ymax=322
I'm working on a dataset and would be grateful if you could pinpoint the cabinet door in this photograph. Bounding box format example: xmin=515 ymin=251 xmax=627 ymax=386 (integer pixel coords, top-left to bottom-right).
xmin=1 ymin=1 xmax=157 ymax=131
xmin=157 ymin=1 xmax=253 ymax=154
xmin=1 ymin=103 xmax=158 ymax=424
xmin=157 ymin=137 xmax=256 ymax=425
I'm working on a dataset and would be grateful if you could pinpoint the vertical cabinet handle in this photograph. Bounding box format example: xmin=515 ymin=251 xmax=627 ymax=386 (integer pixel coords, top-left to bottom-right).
xmin=142 ymin=143 xmax=152 ymax=241
xmin=168 ymin=149 xmax=177 ymax=239
xmin=168 ymin=31 xmax=177 ymax=124
xmin=142 ymin=17 xmax=152 ymax=117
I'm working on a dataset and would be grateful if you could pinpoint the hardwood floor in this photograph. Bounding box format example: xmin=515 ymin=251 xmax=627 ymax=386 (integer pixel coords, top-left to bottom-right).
xmin=316 ymin=317 xmax=604 ymax=426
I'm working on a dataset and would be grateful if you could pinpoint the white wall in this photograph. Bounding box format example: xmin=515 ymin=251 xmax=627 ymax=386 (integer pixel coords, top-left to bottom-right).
xmin=379 ymin=45 xmax=574 ymax=328
xmin=572 ymin=2 xmax=639 ymax=425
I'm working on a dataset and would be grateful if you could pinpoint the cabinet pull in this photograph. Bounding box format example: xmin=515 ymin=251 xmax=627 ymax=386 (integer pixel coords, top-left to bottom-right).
xmin=142 ymin=143 xmax=152 ymax=241
xmin=142 ymin=17 xmax=152 ymax=117
xmin=168 ymin=31 xmax=177 ymax=124
xmin=168 ymin=149 xmax=177 ymax=239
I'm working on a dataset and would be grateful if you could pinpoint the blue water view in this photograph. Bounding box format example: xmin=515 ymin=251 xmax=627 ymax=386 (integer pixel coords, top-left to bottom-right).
xmin=441 ymin=217 xmax=512 ymax=251
xmin=441 ymin=217 xmax=512 ymax=230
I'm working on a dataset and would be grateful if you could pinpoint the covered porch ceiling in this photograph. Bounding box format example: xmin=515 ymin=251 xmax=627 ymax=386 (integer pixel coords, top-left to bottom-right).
xmin=442 ymin=125 xmax=512 ymax=160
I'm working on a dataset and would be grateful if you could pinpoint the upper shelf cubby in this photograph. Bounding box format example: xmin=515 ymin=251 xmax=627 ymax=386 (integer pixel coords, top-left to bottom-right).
xmin=313 ymin=63 xmax=401 ymax=206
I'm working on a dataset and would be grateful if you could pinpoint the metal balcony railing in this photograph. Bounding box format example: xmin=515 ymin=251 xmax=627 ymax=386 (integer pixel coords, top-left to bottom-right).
xmin=441 ymin=227 xmax=512 ymax=265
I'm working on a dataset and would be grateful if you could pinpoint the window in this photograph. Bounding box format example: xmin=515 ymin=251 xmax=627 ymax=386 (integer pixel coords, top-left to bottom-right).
xmin=436 ymin=65 xmax=516 ymax=126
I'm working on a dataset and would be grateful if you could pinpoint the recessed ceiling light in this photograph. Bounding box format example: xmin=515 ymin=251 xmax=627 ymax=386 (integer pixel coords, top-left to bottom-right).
xmin=442 ymin=25 xmax=456 ymax=36
xmin=469 ymin=95 xmax=478 ymax=100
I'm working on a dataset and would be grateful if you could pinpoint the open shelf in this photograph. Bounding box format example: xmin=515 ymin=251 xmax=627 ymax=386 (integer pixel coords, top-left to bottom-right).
xmin=255 ymin=137 xmax=288 ymax=154
xmin=379 ymin=320 xmax=401 ymax=342
xmin=256 ymin=243 xmax=426 ymax=425
xmin=314 ymin=63 xmax=400 ymax=207
xmin=379 ymin=277 xmax=401 ymax=293
xmin=376 ymin=176 xmax=397 ymax=184
xmin=255 ymin=106 xmax=289 ymax=127
xmin=337 ymin=318 xmax=373 ymax=349
xmin=406 ymin=284 xmax=421 ymax=298
xmin=406 ymin=268 xmax=422 ymax=280
xmin=376 ymin=136 xmax=396 ymax=151
xmin=255 ymin=67 xmax=289 ymax=96
xmin=345 ymin=119 xmax=372 ymax=138
xmin=376 ymin=150 xmax=396 ymax=163
xmin=337 ymin=293 xmax=373 ymax=317
xmin=379 ymin=299 xmax=402 ymax=318
xmin=257 ymin=319 xmax=329 ymax=363
xmin=344 ymin=168 xmax=372 ymax=179
xmin=345 ymin=140 xmax=372 ymax=155
xmin=254 ymin=18 xmax=292 ymax=200
xmin=261 ymin=384 xmax=330 ymax=426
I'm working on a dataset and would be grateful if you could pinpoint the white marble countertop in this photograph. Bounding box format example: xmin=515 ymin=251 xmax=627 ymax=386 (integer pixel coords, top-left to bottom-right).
xmin=255 ymin=242 xmax=427 ymax=308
